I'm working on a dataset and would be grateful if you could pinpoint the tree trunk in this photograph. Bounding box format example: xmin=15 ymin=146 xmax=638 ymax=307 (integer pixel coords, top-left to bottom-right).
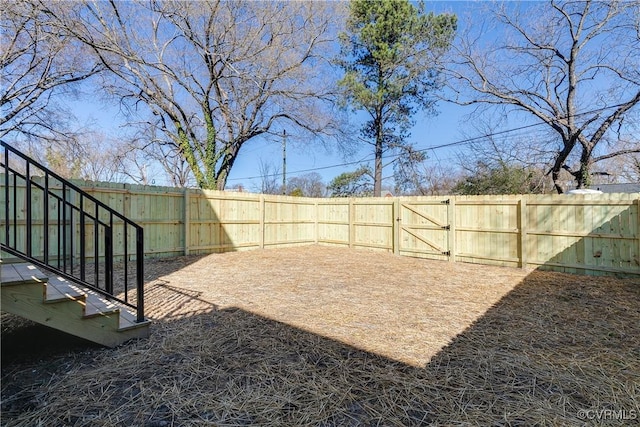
xmin=551 ymin=169 xmax=564 ymax=194
xmin=373 ymin=110 xmax=383 ymax=197
xmin=575 ymin=146 xmax=594 ymax=189
xmin=374 ymin=139 xmax=383 ymax=197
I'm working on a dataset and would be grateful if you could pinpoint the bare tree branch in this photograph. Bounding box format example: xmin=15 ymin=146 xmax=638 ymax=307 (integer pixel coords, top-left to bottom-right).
xmin=1 ymin=0 xmax=102 ymax=141
xmin=441 ymin=0 xmax=640 ymax=192
xmin=45 ymin=0 xmax=345 ymax=190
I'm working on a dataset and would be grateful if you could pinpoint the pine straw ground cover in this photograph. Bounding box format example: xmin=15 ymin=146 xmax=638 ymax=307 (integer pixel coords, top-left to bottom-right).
xmin=1 ymin=245 xmax=639 ymax=426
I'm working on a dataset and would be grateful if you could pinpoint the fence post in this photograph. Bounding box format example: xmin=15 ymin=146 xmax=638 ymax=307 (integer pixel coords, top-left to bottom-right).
xmin=314 ymin=200 xmax=319 ymax=244
xmin=519 ymin=197 xmax=528 ymax=269
xmin=393 ymin=198 xmax=400 ymax=255
xmin=259 ymin=195 xmax=265 ymax=249
xmin=448 ymin=197 xmax=456 ymax=263
xmin=637 ymin=198 xmax=640 ymax=269
xmin=349 ymin=198 xmax=355 ymax=249
xmin=183 ymin=189 xmax=190 ymax=256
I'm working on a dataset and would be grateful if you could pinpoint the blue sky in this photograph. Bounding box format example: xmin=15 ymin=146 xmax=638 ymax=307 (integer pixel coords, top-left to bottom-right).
xmin=15 ymin=0 xmax=634 ymax=191
xmin=67 ymin=1 xmax=566 ymax=191
xmin=67 ymin=1 xmax=484 ymax=190
xmin=223 ymin=103 xmax=473 ymax=191
xmin=225 ymin=1 xmax=482 ymax=191
xmin=71 ymin=82 xmax=474 ymax=190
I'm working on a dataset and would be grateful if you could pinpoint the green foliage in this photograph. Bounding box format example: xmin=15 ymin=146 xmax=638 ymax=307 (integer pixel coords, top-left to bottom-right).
xmin=288 ymin=188 xmax=304 ymax=197
xmin=327 ymin=166 xmax=373 ymax=197
xmin=338 ymin=0 xmax=456 ymax=194
xmin=453 ymin=162 xmax=545 ymax=195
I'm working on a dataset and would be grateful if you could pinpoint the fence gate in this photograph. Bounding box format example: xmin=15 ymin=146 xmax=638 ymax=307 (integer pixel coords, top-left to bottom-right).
xmin=397 ymin=199 xmax=451 ymax=260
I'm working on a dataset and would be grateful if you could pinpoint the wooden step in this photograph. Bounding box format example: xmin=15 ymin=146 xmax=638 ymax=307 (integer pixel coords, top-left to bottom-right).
xmin=43 ymin=275 xmax=150 ymax=331
xmin=45 ymin=276 xmax=86 ymax=302
xmin=1 ymin=263 xmax=150 ymax=347
xmin=1 ymin=263 xmax=49 ymax=286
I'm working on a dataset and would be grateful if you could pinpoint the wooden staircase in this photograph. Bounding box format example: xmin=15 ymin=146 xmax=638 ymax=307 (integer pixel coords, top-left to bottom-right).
xmin=1 ymin=141 xmax=149 ymax=347
xmin=1 ymin=261 xmax=149 ymax=347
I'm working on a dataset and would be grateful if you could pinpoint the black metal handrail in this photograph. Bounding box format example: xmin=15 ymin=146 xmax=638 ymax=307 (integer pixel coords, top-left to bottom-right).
xmin=0 ymin=141 xmax=145 ymax=322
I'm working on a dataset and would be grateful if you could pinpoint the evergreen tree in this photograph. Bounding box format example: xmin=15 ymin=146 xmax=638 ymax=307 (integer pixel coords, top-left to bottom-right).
xmin=338 ymin=0 xmax=456 ymax=195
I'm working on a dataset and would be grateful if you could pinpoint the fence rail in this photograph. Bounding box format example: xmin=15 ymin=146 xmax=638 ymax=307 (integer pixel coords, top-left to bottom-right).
xmin=2 ymin=178 xmax=638 ymax=276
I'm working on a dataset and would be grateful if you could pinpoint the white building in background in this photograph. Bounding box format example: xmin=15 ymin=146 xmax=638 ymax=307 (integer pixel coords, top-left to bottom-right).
xmin=586 ymin=183 xmax=640 ymax=193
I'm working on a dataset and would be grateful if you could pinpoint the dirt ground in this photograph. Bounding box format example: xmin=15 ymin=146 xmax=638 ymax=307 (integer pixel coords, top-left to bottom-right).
xmin=2 ymin=245 xmax=639 ymax=426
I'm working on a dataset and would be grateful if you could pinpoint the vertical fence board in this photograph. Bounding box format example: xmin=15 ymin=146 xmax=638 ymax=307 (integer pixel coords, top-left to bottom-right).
xmin=519 ymin=198 xmax=527 ymax=269
xmin=316 ymin=200 xmax=349 ymax=246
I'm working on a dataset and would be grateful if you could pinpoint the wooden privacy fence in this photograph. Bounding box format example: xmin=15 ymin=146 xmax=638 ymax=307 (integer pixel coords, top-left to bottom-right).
xmin=2 ymin=178 xmax=638 ymax=276
xmin=317 ymin=194 xmax=639 ymax=276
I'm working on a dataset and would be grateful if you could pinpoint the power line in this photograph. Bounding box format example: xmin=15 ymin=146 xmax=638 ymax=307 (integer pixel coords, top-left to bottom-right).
xmin=226 ymin=102 xmax=636 ymax=182
xmin=227 ymin=121 xmax=543 ymax=181
xmin=409 ymin=100 xmax=635 ymax=155
xmin=227 ymin=156 xmax=377 ymax=181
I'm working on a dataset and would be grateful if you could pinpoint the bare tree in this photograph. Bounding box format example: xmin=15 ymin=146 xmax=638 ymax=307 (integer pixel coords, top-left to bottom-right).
xmin=442 ymin=0 xmax=640 ymax=193
xmin=31 ymin=132 xmax=130 ymax=182
xmin=392 ymin=143 xmax=431 ymax=195
xmin=255 ymin=159 xmax=282 ymax=195
xmin=45 ymin=0 xmax=345 ymax=190
xmin=417 ymin=163 xmax=463 ymax=196
xmin=120 ymin=125 xmax=196 ymax=187
xmin=592 ymin=147 xmax=640 ymax=185
xmin=0 ymin=0 xmax=100 ymax=142
xmin=287 ymin=173 xmax=326 ymax=197
xmin=454 ymin=120 xmax=557 ymax=193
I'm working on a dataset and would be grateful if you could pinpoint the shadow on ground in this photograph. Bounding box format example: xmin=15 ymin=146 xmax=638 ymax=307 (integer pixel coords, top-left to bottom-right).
xmin=0 ymin=254 xmax=210 ymax=362
xmin=2 ymin=264 xmax=639 ymax=426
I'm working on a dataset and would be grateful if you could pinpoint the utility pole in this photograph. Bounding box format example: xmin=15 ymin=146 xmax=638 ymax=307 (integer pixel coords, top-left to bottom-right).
xmin=282 ymin=129 xmax=287 ymax=195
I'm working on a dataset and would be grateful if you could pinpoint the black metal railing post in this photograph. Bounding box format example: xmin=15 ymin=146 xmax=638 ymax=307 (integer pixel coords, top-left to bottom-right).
xmin=79 ymin=195 xmax=86 ymax=282
xmin=0 ymin=141 xmax=145 ymax=322
xmin=12 ymin=172 xmax=17 ymax=248
xmin=124 ymin=223 xmax=129 ymax=302
xmin=69 ymin=197 xmax=74 ymax=274
xmin=57 ymin=197 xmax=62 ymax=269
xmin=105 ymin=219 xmax=113 ymax=295
xmin=62 ymin=182 xmax=67 ymax=272
xmin=136 ymin=227 xmax=144 ymax=323
xmin=3 ymin=147 xmax=8 ymax=247
xmin=94 ymin=203 xmax=99 ymax=288
xmin=44 ymin=173 xmax=49 ymax=264
xmin=25 ymin=162 xmax=32 ymax=257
